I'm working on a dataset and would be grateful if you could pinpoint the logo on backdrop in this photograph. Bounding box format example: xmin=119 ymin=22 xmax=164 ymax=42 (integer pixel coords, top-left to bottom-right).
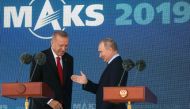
xmin=3 ymin=0 xmax=104 ymax=39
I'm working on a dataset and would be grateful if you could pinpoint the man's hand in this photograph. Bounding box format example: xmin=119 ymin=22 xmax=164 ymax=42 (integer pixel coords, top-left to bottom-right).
xmin=71 ymin=71 xmax=88 ymax=84
xmin=48 ymin=100 xmax=63 ymax=109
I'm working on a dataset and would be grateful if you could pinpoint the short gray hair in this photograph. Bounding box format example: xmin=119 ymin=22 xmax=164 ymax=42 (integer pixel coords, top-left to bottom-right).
xmin=100 ymin=38 xmax=118 ymax=51
xmin=52 ymin=30 xmax=68 ymax=39
xmin=51 ymin=31 xmax=68 ymax=45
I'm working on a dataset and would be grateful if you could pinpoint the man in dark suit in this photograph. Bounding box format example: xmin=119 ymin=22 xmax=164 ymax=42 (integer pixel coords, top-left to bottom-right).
xmin=71 ymin=38 xmax=128 ymax=109
xmin=30 ymin=31 xmax=73 ymax=109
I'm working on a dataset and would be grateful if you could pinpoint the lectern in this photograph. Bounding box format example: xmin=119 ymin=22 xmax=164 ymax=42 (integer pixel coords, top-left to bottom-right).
xmin=103 ymin=86 xmax=157 ymax=109
xmin=1 ymin=82 xmax=54 ymax=109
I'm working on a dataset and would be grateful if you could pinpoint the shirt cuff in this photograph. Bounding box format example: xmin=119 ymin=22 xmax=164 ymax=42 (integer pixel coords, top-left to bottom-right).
xmin=47 ymin=99 xmax=53 ymax=105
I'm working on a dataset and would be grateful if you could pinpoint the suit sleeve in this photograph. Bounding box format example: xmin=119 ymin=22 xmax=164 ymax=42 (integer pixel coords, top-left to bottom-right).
xmin=82 ymin=80 xmax=99 ymax=94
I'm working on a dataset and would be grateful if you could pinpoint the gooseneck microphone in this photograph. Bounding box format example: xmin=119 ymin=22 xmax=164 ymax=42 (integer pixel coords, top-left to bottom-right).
xmin=20 ymin=53 xmax=33 ymax=64
xmin=135 ymin=60 xmax=146 ymax=71
xmin=29 ymin=52 xmax=46 ymax=82
xmin=16 ymin=53 xmax=33 ymax=82
xmin=122 ymin=59 xmax=135 ymax=71
xmin=130 ymin=59 xmax=146 ymax=86
xmin=118 ymin=59 xmax=135 ymax=86
xmin=118 ymin=58 xmax=146 ymax=86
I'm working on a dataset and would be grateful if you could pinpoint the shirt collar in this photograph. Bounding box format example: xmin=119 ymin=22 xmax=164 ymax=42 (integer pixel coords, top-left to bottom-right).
xmin=51 ymin=48 xmax=61 ymax=59
xmin=108 ymin=53 xmax=119 ymax=64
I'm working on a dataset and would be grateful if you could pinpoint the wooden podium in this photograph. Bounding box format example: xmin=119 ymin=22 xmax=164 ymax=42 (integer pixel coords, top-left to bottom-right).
xmin=103 ymin=86 xmax=157 ymax=109
xmin=1 ymin=82 xmax=54 ymax=109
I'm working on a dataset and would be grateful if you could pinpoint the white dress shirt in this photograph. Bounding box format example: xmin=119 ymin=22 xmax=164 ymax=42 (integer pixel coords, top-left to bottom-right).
xmin=51 ymin=48 xmax=63 ymax=67
xmin=108 ymin=54 xmax=119 ymax=64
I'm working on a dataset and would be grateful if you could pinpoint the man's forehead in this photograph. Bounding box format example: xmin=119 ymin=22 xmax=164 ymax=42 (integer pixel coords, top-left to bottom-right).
xmin=98 ymin=43 xmax=105 ymax=51
xmin=55 ymin=36 xmax=68 ymax=41
xmin=99 ymin=42 xmax=104 ymax=47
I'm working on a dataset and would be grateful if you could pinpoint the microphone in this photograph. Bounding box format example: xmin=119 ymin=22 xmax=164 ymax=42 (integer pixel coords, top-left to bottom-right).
xmin=118 ymin=59 xmax=146 ymax=86
xmin=29 ymin=52 xmax=46 ymax=82
xmin=20 ymin=53 xmax=33 ymax=64
xmin=131 ymin=59 xmax=146 ymax=86
xmin=135 ymin=60 xmax=146 ymax=71
xmin=122 ymin=59 xmax=135 ymax=71
xmin=34 ymin=52 xmax=46 ymax=65
xmin=118 ymin=58 xmax=135 ymax=86
xmin=16 ymin=53 xmax=32 ymax=82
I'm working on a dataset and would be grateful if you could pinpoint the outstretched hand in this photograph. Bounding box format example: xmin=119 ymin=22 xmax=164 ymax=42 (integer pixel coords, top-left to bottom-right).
xmin=71 ymin=71 xmax=88 ymax=85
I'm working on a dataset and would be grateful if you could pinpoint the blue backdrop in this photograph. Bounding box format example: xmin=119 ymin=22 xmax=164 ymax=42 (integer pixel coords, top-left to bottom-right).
xmin=0 ymin=0 xmax=190 ymax=109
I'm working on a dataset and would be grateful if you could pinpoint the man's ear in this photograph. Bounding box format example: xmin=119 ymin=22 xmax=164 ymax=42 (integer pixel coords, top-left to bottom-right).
xmin=108 ymin=47 xmax=114 ymax=52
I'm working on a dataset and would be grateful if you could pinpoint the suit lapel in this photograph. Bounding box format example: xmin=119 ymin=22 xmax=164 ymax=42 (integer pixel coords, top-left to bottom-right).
xmin=99 ymin=64 xmax=109 ymax=84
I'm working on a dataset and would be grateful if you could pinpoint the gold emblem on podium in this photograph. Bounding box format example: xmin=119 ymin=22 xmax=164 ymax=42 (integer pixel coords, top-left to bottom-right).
xmin=119 ymin=89 xmax=128 ymax=98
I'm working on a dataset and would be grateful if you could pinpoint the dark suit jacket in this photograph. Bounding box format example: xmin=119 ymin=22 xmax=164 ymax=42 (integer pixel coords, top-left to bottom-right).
xmin=83 ymin=56 xmax=128 ymax=109
xmin=29 ymin=48 xmax=73 ymax=109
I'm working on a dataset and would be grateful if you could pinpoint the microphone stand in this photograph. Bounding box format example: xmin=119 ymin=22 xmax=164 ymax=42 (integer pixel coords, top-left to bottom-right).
xmin=29 ymin=60 xmax=38 ymax=82
xmin=16 ymin=64 xmax=24 ymax=83
xmin=25 ymin=60 xmax=38 ymax=109
xmin=118 ymin=68 xmax=127 ymax=86
xmin=117 ymin=68 xmax=132 ymax=109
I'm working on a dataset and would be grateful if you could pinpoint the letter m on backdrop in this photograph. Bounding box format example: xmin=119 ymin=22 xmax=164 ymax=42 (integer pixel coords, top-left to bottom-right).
xmin=4 ymin=6 xmax=32 ymax=28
